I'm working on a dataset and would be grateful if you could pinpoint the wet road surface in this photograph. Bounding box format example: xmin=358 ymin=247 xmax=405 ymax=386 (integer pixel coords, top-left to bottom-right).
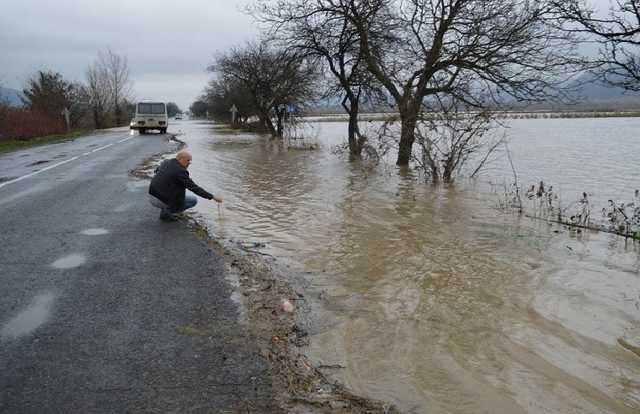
xmin=0 ymin=128 xmax=274 ymax=412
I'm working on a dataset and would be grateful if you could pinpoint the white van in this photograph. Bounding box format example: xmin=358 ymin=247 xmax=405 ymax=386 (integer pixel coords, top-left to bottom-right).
xmin=130 ymin=101 xmax=168 ymax=134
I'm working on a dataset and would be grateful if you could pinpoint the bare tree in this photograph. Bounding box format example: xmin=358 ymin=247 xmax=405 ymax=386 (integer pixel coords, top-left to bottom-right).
xmin=411 ymin=98 xmax=503 ymax=182
xmin=99 ymin=48 xmax=132 ymax=126
xmin=335 ymin=0 xmax=579 ymax=166
xmin=254 ymin=0 xmax=386 ymax=159
xmin=86 ymin=60 xmax=111 ymax=129
xmin=552 ymin=0 xmax=640 ymax=90
xmin=201 ymin=78 xmax=258 ymax=123
xmin=67 ymin=82 xmax=90 ymax=128
xmin=211 ymin=40 xmax=317 ymax=137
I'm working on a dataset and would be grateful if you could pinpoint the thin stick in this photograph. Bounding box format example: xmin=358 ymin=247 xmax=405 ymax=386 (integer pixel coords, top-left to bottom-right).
xmin=504 ymin=141 xmax=522 ymax=212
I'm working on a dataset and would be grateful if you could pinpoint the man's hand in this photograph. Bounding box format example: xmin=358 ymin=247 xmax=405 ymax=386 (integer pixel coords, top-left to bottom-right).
xmin=213 ymin=195 xmax=223 ymax=204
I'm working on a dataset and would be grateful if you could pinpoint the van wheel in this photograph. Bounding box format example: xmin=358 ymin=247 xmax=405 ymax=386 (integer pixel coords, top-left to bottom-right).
xmin=160 ymin=128 xmax=167 ymax=134
xmin=140 ymin=129 xmax=146 ymax=135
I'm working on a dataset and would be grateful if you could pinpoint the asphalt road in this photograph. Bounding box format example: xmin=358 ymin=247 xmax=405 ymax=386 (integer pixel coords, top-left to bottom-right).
xmin=0 ymin=129 xmax=275 ymax=413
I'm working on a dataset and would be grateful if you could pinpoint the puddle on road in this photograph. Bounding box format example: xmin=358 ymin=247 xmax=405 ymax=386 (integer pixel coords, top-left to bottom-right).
xmin=113 ymin=203 xmax=132 ymax=212
xmin=27 ymin=160 xmax=51 ymax=167
xmin=104 ymin=173 xmax=127 ymax=180
xmin=126 ymin=180 xmax=147 ymax=192
xmin=1 ymin=292 xmax=56 ymax=339
xmin=80 ymin=228 xmax=109 ymax=236
xmin=223 ymin=258 xmax=249 ymax=325
xmin=50 ymin=253 xmax=86 ymax=269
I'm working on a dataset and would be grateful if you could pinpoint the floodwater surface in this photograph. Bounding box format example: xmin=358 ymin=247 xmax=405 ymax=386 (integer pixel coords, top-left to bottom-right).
xmin=177 ymin=118 xmax=640 ymax=413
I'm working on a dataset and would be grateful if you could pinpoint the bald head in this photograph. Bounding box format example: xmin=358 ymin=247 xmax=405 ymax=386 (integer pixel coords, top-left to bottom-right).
xmin=176 ymin=150 xmax=192 ymax=168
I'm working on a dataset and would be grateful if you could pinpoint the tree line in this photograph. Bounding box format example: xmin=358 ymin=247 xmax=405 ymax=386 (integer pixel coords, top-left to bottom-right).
xmin=193 ymin=0 xmax=640 ymax=181
xmin=0 ymin=48 xmax=183 ymax=141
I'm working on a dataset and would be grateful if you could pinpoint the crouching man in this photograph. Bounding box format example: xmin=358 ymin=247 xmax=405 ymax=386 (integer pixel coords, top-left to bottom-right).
xmin=149 ymin=150 xmax=222 ymax=221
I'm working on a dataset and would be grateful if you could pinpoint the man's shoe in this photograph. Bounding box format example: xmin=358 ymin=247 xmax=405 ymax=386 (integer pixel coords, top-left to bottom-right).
xmin=159 ymin=210 xmax=178 ymax=222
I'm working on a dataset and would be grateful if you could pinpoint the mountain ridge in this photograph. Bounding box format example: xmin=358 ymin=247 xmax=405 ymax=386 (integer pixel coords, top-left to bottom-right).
xmin=0 ymin=87 xmax=23 ymax=106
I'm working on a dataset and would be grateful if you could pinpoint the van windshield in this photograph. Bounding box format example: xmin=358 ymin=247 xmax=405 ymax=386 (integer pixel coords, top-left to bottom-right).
xmin=137 ymin=103 xmax=165 ymax=114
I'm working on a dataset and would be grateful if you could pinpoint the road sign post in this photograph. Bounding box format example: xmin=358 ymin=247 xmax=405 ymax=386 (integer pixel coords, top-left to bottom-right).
xmin=61 ymin=107 xmax=71 ymax=132
xmin=229 ymin=104 xmax=238 ymax=125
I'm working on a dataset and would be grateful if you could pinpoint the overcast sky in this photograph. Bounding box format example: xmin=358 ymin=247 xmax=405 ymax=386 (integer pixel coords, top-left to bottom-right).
xmin=0 ymin=0 xmax=258 ymax=111
xmin=1 ymin=0 xmax=616 ymax=111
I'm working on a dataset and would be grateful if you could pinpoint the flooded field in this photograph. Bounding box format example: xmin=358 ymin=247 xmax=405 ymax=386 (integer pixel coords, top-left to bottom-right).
xmin=176 ymin=118 xmax=640 ymax=413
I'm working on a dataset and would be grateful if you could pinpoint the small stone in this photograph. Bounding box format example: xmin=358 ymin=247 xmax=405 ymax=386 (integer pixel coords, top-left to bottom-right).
xmin=329 ymin=400 xmax=350 ymax=409
xmin=280 ymin=299 xmax=294 ymax=313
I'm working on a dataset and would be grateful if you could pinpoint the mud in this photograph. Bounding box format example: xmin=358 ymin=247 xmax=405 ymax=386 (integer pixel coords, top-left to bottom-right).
xmin=26 ymin=160 xmax=51 ymax=167
xmin=186 ymin=218 xmax=398 ymax=413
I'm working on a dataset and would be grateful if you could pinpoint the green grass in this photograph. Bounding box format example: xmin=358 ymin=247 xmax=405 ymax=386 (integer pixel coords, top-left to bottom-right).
xmin=0 ymin=129 xmax=94 ymax=154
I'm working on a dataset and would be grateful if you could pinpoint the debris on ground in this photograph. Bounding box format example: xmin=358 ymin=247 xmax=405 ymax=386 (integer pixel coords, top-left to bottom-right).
xmin=187 ymin=219 xmax=399 ymax=413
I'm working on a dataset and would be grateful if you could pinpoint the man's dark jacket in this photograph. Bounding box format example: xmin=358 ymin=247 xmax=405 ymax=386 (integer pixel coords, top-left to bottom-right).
xmin=149 ymin=159 xmax=213 ymax=210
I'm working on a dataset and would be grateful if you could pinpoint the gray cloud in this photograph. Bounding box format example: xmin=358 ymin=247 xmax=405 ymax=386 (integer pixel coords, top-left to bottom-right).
xmin=1 ymin=0 xmax=617 ymax=110
xmin=0 ymin=0 xmax=258 ymax=110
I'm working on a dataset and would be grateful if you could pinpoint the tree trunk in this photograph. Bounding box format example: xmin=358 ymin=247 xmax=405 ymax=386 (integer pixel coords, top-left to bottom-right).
xmin=443 ymin=165 xmax=453 ymax=182
xmin=115 ymin=107 xmax=121 ymax=126
xmin=345 ymin=97 xmax=364 ymax=160
xmin=347 ymin=109 xmax=360 ymax=160
xmin=92 ymin=107 xmax=102 ymax=129
xmin=260 ymin=111 xmax=277 ymax=137
xmin=397 ymin=111 xmax=418 ymax=166
xmin=275 ymin=106 xmax=285 ymax=137
xmin=432 ymin=165 xmax=440 ymax=181
xmin=114 ymin=97 xmax=121 ymax=126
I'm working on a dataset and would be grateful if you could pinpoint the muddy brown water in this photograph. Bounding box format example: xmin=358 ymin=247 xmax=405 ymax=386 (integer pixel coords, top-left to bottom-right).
xmin=175 ymin=118 xmax=640 ymax=413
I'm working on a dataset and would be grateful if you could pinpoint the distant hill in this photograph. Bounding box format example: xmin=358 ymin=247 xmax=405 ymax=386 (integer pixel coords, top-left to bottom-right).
xmin=522 ymin=72 xmax=640 ymax=112
xmin=500 ymin=72 xmax=640 ymax=112
xmin=0 ymin=87 xmax=23 ymax=107
xmin=569 ymin=71 xmax=640 ymax=100
xmin=308 ymin=71 xmax=640 ymax=114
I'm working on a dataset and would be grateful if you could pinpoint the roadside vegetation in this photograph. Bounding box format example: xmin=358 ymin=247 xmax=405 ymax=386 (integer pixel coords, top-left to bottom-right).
xmin=0 ymin=129 xmax=93 ymax=154
xmin=497 ymin=178 xmax=640 ymax=240
xmin=193 ymin=0 xmax=640 ymax=184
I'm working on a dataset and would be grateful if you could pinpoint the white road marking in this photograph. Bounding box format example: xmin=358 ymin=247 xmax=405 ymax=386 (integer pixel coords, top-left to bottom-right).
xmin=91 ymin=143 xmax=113 ymax=152
xmin=80 ymin=228 xmax=110 ymax=236
xmin=1 ymin=292 xmax=56 ymax=339
xmin=0 ymin=156 xmax=80 ymax=189
xmin=50 ymin=253 xmax=86 ymax=269
xmin=0 ymin=136 xmax=135 ymax=190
